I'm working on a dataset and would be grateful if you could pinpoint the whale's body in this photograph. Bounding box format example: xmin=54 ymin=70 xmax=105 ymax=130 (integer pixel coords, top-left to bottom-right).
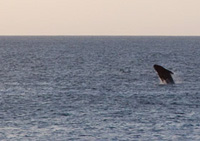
xmin=154 ymin=64 xmax=175 ymax=84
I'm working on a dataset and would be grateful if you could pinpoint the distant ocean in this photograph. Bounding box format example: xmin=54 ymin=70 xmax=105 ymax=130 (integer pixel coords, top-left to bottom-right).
xmin=0 ymin=36 xmax=200 ymax=140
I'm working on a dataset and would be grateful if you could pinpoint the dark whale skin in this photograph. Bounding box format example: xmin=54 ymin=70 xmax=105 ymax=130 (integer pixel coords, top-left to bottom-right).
xmin=154 ymin=64 xmax=175 ymax=84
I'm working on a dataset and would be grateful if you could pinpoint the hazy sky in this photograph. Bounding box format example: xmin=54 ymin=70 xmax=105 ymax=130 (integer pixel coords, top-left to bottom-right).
xmin=1 ymin=0 xmax=200 ymax=35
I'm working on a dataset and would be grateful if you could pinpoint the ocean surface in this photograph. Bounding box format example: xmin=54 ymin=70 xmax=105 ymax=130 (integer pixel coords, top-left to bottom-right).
xmin=0 ymin=36 xmax=200 ymax=140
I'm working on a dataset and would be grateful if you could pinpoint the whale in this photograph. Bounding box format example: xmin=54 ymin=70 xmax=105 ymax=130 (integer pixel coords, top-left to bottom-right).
xmin=153 ymin=64 xmax=175 ymax=84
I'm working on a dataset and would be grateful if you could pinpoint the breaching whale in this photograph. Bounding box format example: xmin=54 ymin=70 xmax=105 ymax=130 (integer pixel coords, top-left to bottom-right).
xmin=153 ymin=64 xmax=175 ymax=84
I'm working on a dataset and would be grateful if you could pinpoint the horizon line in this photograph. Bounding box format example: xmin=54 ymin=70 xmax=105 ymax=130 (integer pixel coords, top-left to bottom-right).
xmin=0 ymin=35 xmax=200 ymax=37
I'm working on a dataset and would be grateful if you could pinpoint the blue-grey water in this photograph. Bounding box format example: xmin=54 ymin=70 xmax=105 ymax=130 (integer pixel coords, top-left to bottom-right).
xmin=0 ymin=36 xmax=200 ymax=140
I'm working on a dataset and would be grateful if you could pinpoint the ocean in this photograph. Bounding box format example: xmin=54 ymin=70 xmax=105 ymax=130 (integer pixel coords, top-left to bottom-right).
xmin=0 ymin=36 xmax=200 ymax=140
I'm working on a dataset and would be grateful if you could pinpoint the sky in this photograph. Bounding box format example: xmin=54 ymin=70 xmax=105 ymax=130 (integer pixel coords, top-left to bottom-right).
xmin=0 ymin=0 xmax=200 ymax=36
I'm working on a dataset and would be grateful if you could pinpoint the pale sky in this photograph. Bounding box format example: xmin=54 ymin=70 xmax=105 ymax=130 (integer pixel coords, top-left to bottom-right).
xmin=1 ymin=0 xmax=200 ymax=35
